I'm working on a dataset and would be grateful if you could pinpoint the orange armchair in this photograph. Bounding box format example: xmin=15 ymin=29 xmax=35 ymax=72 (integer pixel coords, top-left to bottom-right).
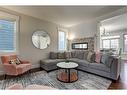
xmin=1 ymin=55 xmax=31 ymax=76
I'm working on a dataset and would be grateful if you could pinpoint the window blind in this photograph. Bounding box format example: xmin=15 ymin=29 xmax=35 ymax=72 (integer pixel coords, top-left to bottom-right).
xmin=58 ymin=31 xmax=66 ymax=51
xmin=0 ymin=19 xmax=15 ymax=51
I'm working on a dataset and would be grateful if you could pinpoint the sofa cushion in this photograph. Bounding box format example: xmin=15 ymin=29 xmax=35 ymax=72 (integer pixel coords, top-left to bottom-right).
xmin=89 ymin=63 xmax=110 ymax=72
xmin=76 ymin=59 xmax=90 ymax=67
xmin=106 ymin=56 xmax=114 ymax=67
xmin=95 ymin=52 xmax=102 ymax=63
xmin=77 ymin=51 xmax=84 ymax=59
xmin=50 ymin=52 xmax=57 ymax=59
xmin=68 ymin=58 xmax=89 ymax=67
xmin=87 ymin=52 xmax=94 ymax=62
xmin=68 ymin=58 xmax=80 ymax=62
xmin=71 ymin=51 xmax=77 ymax=58
xmin=91 ymin=53 xmax=95 ymax=62
xmin=41 ymin=59 xmax=65 ymax=65
xmin=84 ymin=51 xmax=88 ymax=60
xmin=57 ymin=52 xmax=65 ymax=59
xmin=101 ymin=54 xmax=108 ymax=64
xmin=41 ymin=59 xmax=58 ymax=65
xmin=56 ymin=59 xmax=65 ymax=62
xmin=64 ymin=52 xmax=72 ymax=59
xmin=71 ymin=51 xmax=84 ymax=59
xmin=101 ymin=53 xmax=113 ymax=67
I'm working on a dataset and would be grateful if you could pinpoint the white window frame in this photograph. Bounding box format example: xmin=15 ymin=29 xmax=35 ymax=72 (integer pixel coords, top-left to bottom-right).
xmin=101 ymin=36 xmax=120 ymax=49
xmin=123 ymin=34 xmax=127 ymax=52
xmin=58 ymin=27 xmax=68 ymax=51
xmin=0 ymin=11 xmax=19 ymax=54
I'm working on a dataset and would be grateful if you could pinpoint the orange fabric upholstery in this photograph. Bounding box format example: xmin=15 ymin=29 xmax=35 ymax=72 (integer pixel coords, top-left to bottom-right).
xmin=1 ymin=55 xmax=31 ymax=76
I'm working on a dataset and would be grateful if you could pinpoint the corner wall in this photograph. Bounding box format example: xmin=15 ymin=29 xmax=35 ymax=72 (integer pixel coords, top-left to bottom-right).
xmin=0 ymin=7 xmax=64 ymax=75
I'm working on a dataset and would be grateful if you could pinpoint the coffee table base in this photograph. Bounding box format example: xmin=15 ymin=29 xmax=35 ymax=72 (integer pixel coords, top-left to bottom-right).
xmin=57 ymin=70 xmax=78 ymax=83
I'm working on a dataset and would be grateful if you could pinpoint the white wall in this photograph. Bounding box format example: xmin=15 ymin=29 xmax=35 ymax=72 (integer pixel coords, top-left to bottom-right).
xmin=69 ymin=7 xmax=127 ymax=53
xmin=0 ymin=7 xmax=69 ymax=75
xmin=19 ymin=14 xmax=59 ymax=69
xmin=69 ymin=20 xmax=97 ymax=38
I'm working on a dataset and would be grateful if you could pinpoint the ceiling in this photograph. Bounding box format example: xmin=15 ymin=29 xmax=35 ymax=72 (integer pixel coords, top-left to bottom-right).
xmin=3 ymin=6 xmax=124 ymax=27
xmin=101 ymin=12 xmax=127 ymax=32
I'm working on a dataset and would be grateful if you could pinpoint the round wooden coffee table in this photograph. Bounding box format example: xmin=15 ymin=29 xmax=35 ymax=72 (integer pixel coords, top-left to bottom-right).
xmin=57 ymin=62 xmax=79 ymax=83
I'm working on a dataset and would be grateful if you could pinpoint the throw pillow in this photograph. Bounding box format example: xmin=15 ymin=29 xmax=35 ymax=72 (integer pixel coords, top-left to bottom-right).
xmin=64 ymin=52 xmax=72 ymax=59
xmin=91 ymin=53 xmax=96 ymax=62
xmin=9 ymin=58 xmax=21 ymax=65
xmin=101 ymin=54 xmax=107 ymax=64
xmin=107 ymin=56 xmax=114 ymax=67
xmin=84 ymin=51 xmax=88 ymax=60
xmin=15 ymin=58 xmax=21 ymax=65
xmin=9 ymin=59 xmax=16 ymax=65
xmin=101 ymin=54 xmax=114 ymax=67
xmin=50 ymin=52 xmax=58 ymax=59
xmin=87 ymin=52 xmax=94 ymax=62
xmin=95 ymin=52 xmax=102 ymax=63
xmin=71 ymin=51 xmax=77 ymax=58
xmin=57 ymin=52 xmax=65 ymax=59
xmin=76 ymin=51 xmax=84 ymax=59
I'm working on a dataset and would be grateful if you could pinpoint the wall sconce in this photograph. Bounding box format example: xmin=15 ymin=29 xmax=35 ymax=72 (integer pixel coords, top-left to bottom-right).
xmin=68 ymin=34 xmax=75 ymax=41
xmin=67 ymin=34 xmax=75 ymax=51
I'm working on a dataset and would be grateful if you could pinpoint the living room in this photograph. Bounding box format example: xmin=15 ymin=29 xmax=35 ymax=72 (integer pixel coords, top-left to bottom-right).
xmin=0 ymin=5 xmax=127 ymax=92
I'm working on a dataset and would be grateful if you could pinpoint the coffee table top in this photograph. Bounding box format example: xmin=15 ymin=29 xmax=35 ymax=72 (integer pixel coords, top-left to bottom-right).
xmin=57 ymin=62 xmax=78 ymax=69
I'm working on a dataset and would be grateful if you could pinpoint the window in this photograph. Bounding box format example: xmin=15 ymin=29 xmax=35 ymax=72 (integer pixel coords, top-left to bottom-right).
xmin=102 ymin=36 xmax=119 ymax=49
xmin=58 ymin=31 xmax=66 ymax=51
xmin=0 ymin=11 xmax=19 ymax=53
xmin=102 ymin=39 xmax=110 ymax=49
xmin=0 ymin=20 xmax=16 ymax=51
xmin=124 ymin=34 xmax=127 ymax=52
xmin=111 ymin=39 xmax=119 ymax=49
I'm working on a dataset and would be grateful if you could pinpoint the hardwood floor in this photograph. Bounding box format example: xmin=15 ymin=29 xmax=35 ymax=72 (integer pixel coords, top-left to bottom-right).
xmin=0 ymin=61 xmax=127 ymax=89
xmin=109 ymin=60 xmax=127 ymax=89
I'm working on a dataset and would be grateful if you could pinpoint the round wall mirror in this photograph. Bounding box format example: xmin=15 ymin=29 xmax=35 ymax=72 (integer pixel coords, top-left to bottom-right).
xmin=32 ymin=30 xmax=50 ymax=49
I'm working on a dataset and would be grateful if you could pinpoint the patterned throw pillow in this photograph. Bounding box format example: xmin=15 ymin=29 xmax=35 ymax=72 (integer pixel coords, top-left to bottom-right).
xmin=9 ymin=58 xmax=21 ymax=65
xmin=64 ymin=52 xmax=72 ymax=59
xmin=87 ymin=52 xmax=93 ymax=62
xmin=50 ymin=52 xmax=58 ymax=59
xmin=57 ymin=52 xmax=65 ymax=59
xmin=84 ymin=51 xmax=88 ymax=60
xmin=71 ymin=51 xmax=77 ymax=58
xmin=9 ymin=60 xmax=16 ymax=65
xmin=15 ymin=58 xmax=21 ymax=65
xmin=76 ymin=51 xmax=84 ymax=59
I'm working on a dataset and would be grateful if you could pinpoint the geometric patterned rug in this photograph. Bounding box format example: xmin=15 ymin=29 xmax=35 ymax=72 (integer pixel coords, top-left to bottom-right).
xmin=0 ymin=70 xmax=112 ymax=89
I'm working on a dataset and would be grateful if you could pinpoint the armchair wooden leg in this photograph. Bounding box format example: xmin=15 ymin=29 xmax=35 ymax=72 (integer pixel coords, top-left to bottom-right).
xmin=29 ymin=69 xmax=31 ymax=73
xmin=4 ymin=74 xmax=7 ymax=79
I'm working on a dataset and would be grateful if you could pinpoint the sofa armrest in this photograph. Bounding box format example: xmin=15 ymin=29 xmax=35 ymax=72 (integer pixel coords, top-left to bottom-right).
xmin=3 ymin=64 xmax=16 ymax=69
xmin=110 ymin=56 xmax=121 ymax=80
xmin=20 ymin=60 xmax=30 ymax=64
xmin=2 ymin=64 xmax=17 ymax=75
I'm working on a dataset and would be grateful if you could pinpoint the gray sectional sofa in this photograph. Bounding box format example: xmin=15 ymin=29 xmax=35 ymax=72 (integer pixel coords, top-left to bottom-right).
xmin=40 ymin=51 xmax=121 ymax=80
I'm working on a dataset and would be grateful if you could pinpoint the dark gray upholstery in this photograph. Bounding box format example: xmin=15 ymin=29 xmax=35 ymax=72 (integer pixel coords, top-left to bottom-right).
xmin=89 ymin=63 xmax=110 ymax=72
xmin=40 ymin=51 xmax=121 ymax=80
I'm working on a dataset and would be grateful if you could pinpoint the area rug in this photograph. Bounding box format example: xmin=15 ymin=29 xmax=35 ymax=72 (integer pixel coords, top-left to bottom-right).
xmin=0 ymin=70 xmax=112 ymax=89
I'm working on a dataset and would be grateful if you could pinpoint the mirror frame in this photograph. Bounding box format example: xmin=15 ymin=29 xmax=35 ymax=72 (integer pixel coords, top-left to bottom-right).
xmin=72 ymin=42 xmax=88 ymax=50
xmin=32 ymin=30 xmax=51 ymax=49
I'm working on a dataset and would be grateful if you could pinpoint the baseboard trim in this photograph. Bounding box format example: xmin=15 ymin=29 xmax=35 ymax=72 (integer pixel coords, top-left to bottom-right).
xmin=0 ymin=67 xmax=41 ymax=80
